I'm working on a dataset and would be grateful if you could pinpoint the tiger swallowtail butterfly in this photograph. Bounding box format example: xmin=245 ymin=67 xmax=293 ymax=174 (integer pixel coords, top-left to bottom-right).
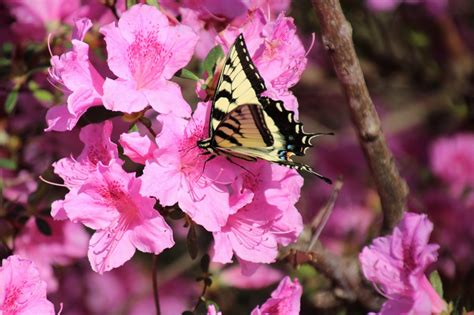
xmin=197 ymin=34 xmax=332 ymax=184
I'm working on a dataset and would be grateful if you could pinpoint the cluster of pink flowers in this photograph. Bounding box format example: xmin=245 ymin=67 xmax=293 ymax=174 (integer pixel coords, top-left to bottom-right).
xmin=2 ymin=0 xmax=463 ymax=314
xmin=1 ymin=1 xmax=308 ymax=313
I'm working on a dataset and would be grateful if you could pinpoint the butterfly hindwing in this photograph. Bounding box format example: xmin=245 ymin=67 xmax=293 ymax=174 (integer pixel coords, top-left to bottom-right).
xmin=213 ymin=104 xmax=274 ymax=149
xmin=210 ymin=34 xmax=266 ymax=136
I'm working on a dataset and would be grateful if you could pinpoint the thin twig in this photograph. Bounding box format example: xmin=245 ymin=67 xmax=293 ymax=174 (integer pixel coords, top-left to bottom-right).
xmin=307 ymin=179 xmax=343 ymax=252
xmin=311 ymin=0 xmax=408 ymax=232
xmin=138 ymin=117 xmax=158 ymax=138
xmin=152 ymin=255 xmax=161 ymax=315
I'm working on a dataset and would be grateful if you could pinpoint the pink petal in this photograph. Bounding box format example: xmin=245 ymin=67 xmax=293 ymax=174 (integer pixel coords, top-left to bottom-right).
xmin=88 ymin=230 xmax=136 ymax=274
xmin=102 ymin=78 xmax=148 ymax=113
xmin=212 ymin=232 xmax=234 ymax=264
xmin=45 ymin=104 xmax=80 ymax=132
xmin=140 ymin=160 xmax=182 ymax=206
xmin=116 ymin=4 xmax=169 ymax=44
xmin=130 ymin=215 xmax=175 ymax=254
xmin=143 ymin=80 xmax=191 ymax=118
xmin=51 ymin=199 xmax=68 ymax=220
xmin=100 ymin=21 xmax=134 ymax=80
xmin=119 ymin=132 xmax=157 ymax=164
xmin=63 ymin=188 xmax=116 ymax=230
xmin=160 ymin=24 xmax=199 ymax=79
xmin=72 ymin=18 xmax=93 ymax=41
xmin=220 ymin=264 xmax=283 ymax=289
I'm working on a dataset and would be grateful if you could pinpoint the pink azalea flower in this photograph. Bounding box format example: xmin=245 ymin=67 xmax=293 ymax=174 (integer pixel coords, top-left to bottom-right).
xmin=51 ymin=121 xmax=121 ymax=219
xmin=1 ymin=170 xmax=37 ymax=205
xmin=207 ymin=304 xmax=223 ymax=315
xmin=46 ymin=18 xmax=105 ymax=132
xmin=218 ymin=9 xmax=308 ymax=115
xmin=430 ymin=133 xmax=474 ymax=196
xmin=62 ymin=162 xmax=174 ymax=273
xmin=14 ymin=218 xmax=88 ymax=292
xmin=119 ymin=131 xmax=157 ymax=165
xmin=4 ymin=0 xmax=81 ymax=41
xmin=53 ymin=121 xmax=120 ymax=189
xmin=250 ymin=276 xmax=302 ymax=315
xmin=100 ymin=4 xmax=197 ymax=116
xmin=359 ymin=212 xmax=447 ymax=314
xmin=212 ymin=161 xmax=303 ymax=267
xmin=140 ymin=102 xmax=248 ymax=232
xmin=0 ymin=255 xmax=55 ymax=314
xmin=219 ymin=264 xmax=283 ymax=289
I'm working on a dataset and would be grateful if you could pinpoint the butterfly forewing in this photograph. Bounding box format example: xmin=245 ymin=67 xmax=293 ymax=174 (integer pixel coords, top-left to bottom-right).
xmin=210 ymin=34 xmax=266 ymax=137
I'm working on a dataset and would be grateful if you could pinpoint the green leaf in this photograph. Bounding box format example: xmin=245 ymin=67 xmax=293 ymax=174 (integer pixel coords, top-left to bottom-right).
xmin=175 ymin=68 xmax=200 ymax=81
xmin=35 ymin=217 xmax=52 ymax=236
xmin=429 ymin=270 xmax=443 ymax=298
xmin=2 ymin=42 xmax=13 ymax=54
xmin=0 ymin=158 xmax=16 ymax=170
xmin=145 ymin=0 xmax=160 ymax=8
xmin=126 ymin=0 xmax=137 ymax=9
xmin=409 ymin=31 xmax=430 ymax=48
xmin=33 ymin=89 xmax=54 ymax=102
xmin=202 ymin=45 xmax=224 ymax=76
xmin=128 ymin=124 xmax=139 ymax=133
xmin=4 ymin=88 xmax=19 ymax=114
xmin=28 ymin=80 xmax=39 ymax=91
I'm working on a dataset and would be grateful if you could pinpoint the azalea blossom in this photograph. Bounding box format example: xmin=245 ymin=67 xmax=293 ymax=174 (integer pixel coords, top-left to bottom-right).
xmin=430 ymin=133 xmax=474 ymax=196
xmin=51 ymin=121 xmax=121 ymax=219
xmin=4 ymin=0 xmax=81 ymax=41
xmin=0 ymin=255 xmax=55 ymax=314
xmin=359 ymin=212 xmax=447 ymax=314
xmin=250 ymin=276 xmax=302 ymax=315
xmin=119 ymin=131 xmax=157 ymax=165
xmin=207 ymin=304 xmax=223 ymax=315
xmin=62 ymin=162 xmax=174 ymax=273
xmin=140 ymin=102 xmax=248 ymax=232
xmin=46 ymin=18 xmax=105 ymax=131
xmin=219 ymin=264 xmax=283 ymax=289
xmin=100 ymin=4 xmax=198 ymax=116
xmin=218 ymin=9 xmax=308 ymax=115
xmin=212 ymin=161 xmax=303 ymax=269
xmin=14 ymin=218 xmax=89 ymax=292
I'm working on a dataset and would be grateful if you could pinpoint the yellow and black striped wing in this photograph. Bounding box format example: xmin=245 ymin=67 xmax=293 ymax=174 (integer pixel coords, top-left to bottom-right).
xmin=209 ymin=34 xmax=266 ymax=137
xmin=212 ymin=100 xmax=332 ymax=183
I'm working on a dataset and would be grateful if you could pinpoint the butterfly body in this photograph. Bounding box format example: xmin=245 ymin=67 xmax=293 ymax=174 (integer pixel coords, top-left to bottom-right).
xmin=197 ymin=34 xmax=331 ymax=184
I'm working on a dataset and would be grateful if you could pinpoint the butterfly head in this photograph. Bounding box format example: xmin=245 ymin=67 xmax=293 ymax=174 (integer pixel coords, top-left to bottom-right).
xmin=197 ymin=138 xmax=213 ymax=150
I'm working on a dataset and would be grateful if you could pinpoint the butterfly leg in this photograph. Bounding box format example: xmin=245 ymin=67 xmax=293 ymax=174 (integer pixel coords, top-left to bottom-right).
xmin=225 ymin=157 xmax=256 ymax=177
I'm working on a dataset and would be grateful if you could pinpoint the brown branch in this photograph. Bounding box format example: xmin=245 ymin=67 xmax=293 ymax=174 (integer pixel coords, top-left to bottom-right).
xmin=282 ymin=245 xmax=382 ymax=311
xmin=311 ymin=0 xmax=408 ymax=231
xmin=307 ymin=246 xmax=383 ymax=310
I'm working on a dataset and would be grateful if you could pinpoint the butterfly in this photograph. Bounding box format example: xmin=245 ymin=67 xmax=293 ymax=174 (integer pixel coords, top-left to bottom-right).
xmin=197 ymin=34 xmax=332 ymax=184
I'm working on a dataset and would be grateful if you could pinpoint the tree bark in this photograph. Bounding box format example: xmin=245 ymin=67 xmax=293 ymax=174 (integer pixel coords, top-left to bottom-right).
xmin=311 ymin=0 xmax=408 ymax=231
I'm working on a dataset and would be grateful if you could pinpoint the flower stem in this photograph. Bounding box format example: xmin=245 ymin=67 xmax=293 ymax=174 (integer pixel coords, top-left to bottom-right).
xmin=152 ymin=255 xmax=161 ymax=315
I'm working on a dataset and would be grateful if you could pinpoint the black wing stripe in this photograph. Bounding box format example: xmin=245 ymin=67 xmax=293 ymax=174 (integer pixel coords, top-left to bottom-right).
xmin=260 ymin=96 xmax=316 ymax=156
xmin=247 ymin=105 xmax=274 ymax=146
xmin=233 ymin=34 xmax=266 ymax=94
xmin=214 ymin=129 xmax=242 ymax=146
